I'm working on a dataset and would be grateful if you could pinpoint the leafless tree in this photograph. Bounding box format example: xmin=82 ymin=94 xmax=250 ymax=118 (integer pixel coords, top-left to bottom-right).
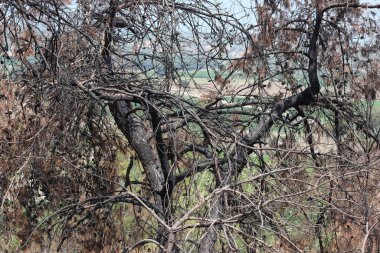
xmin=1 ymin=0 xmax=380 ymax=252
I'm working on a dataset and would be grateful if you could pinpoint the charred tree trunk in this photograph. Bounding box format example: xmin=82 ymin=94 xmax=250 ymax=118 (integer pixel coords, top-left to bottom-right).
xmin=199 ymin=196 xmax=221 ymax=253
xmin=110 ymin=101 xmax=168 ymax=242
xmin=110 ymin=101 xmax=180 ymax=251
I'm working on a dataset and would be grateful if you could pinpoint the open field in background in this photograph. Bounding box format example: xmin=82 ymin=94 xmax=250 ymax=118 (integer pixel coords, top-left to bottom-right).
xmin=166 ymin=70 xmax=380 ymax=156
xmin=163 ymin=70 xmax=380 ymax=103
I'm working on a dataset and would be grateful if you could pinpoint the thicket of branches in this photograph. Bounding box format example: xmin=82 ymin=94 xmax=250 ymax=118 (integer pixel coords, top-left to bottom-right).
xmin=1 ymin=0 xmax=380 ymax=252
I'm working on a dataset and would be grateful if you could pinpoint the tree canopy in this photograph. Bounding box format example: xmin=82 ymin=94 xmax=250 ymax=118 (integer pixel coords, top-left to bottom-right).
xmin=1 ymin=0 xmax=380 ymax=252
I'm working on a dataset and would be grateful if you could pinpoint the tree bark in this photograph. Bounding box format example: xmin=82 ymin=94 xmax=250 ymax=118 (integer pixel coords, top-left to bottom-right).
xmin=199 ymin=195 xmax=221 ymax=253
xmin=110 ymin=101 xmax=165 ymax=194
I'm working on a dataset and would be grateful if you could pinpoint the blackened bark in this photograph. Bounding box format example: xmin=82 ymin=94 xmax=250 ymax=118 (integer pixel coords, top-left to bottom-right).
xmin=244 ymin=7 xmax=323 ymax=146
xmin=199 ymin=196 xmax=221 ymax=253
xmin=110 ymin=101 xmax=165 ymax=194
xmin=150 ymin=106 xmax=175 ymax=200
xmin=150 ymin=105 xmax=179 ymax=252
xmin=110 ymin=101 xmax=177 ymax=250
xmin=104 ymin=3 xmax=173 ymax=248
xmin=198 ymin=8 xmax=325 ymax=253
